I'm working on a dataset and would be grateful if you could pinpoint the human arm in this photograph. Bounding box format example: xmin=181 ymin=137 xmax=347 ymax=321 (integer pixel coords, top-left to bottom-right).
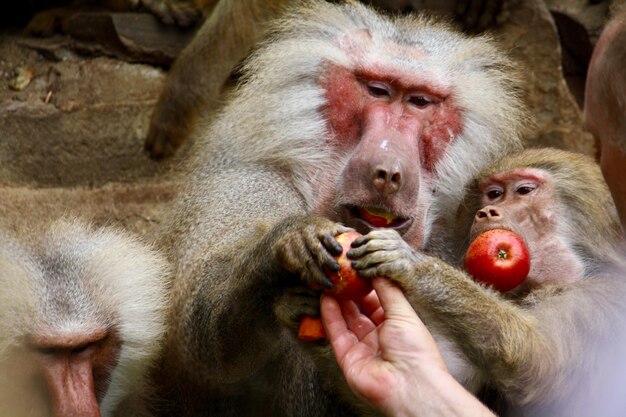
xmin=321 ymin=276 xmax=496 ymax=417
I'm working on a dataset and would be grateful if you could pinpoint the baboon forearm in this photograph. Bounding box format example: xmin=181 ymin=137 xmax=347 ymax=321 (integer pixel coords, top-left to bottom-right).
xmin=405 ymin=256 xmax=549 ymax=388
xmin=182 ymin=241 xmax=288 ymax=382
xmin=173 ymin=0 xmax=290 ymax=108
xmin=170 ymin=166 xmax=310 ymax=382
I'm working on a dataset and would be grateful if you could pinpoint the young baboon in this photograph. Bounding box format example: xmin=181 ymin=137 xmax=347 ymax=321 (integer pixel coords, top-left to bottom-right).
xmin=345 ymin=148 xmax=626 ymax=416
xmin=157 ymin=1 xmax=526 ymax=415
xmin=0 ymin=218 xmax=169 ymax=417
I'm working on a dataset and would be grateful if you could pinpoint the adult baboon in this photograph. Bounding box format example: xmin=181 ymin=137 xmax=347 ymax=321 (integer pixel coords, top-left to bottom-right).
xmin=144 ymin=0 xmax=505 ymax=158
xmin=156 ymin=1 xmax=526 ymax=415
xmin=0 ymin=219 xmax=168 ymax=417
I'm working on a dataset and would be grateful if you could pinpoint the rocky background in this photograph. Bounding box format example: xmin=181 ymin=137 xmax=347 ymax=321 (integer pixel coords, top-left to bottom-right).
xmin=0 ymin=0 xmax=617 ymax=241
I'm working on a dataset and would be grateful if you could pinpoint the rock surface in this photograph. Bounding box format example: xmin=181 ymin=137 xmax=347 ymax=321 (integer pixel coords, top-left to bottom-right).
xmin=0 ymin=0 xmax=613 ymax=240
xmin=0 ymin=29 xmax=179 ymax=238
xmin=494 ymin=0 xmax=595 ymax=155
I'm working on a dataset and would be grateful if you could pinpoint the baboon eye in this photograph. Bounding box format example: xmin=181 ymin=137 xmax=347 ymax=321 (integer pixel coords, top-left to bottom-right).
xmin=367 ymin=82 xmax=392 ymax=98
xmin=486 ymin=188 xmax=503 ymax=200
xmin=516 ymin=185 xmax=537 ymax=195
xmin=408 ymin=94 xmax=434 ymax=108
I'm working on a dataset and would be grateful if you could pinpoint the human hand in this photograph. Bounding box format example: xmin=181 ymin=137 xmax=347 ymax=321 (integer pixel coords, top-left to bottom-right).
xmin=321 ymin=277 xmax=496 ymax=417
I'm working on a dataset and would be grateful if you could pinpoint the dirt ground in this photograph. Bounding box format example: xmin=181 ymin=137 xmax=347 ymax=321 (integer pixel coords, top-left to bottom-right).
xmin=0 ymin=23 xmax=183 ymax=240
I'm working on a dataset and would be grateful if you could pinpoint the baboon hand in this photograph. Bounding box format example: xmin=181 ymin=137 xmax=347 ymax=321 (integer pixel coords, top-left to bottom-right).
xmin=347 ymin=229 xmax=419 ymax=285
xmin=273 ymin=287 xmax=321 ymax=331
xmin=145 ymin=109 xmax=190 ymax=159
xmin=272 ymin=216 xmax=351 ymax=289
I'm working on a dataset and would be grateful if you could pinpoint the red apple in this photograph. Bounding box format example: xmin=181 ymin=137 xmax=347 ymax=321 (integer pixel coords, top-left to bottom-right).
xmin=464 ymin=228 xmax=530 ymax=292
xmin=298 ymin=231 xmax=373 ymax=342
xmin=325 ymin=231 xmax=373 ymax=301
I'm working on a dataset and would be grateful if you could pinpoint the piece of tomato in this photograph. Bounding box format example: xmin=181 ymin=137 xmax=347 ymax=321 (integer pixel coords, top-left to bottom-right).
xmin=298 ymin=315 xmax=326 ymax=342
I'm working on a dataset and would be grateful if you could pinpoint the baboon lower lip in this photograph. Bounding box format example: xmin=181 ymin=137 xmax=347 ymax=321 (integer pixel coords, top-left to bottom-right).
xmin=341 ymin=205 xmax=413 ymax=235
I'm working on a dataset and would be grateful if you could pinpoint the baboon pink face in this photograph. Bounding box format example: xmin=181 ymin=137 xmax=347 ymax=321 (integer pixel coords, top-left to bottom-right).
xmin=316 ymin=46 xmax=463 ymax=247
xmin=29 ymin=326 xmax=121 ymax=416
xmin=471 ymin=167 xmax=584 ymax=286
xmin=472 ymin=168 xmax=552 ymax=242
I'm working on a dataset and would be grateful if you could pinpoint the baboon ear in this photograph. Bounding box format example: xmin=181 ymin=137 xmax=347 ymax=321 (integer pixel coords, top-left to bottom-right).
xmin=338 ymin=28 xmax=372 ymax=55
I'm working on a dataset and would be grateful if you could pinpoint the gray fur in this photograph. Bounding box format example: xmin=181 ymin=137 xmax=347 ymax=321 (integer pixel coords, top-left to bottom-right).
xmin=0 ymin=218 xmax=168 ymax=417
xmin=159 ymin=2 xmax=527 ymax=416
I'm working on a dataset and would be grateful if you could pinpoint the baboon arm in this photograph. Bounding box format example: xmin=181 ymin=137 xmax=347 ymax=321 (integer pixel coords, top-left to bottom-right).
xmin=183 ymin=235 xmax=290 ymax=382
xmin=168 ymin=166 xmax=309 ymax=383
xmin=146 ymin=0 xmax=291 ymax=157
xmin=398 ymin=256 xmax=626 ymax=404
xmin=397 ymin=255 xmax=551 ymax=400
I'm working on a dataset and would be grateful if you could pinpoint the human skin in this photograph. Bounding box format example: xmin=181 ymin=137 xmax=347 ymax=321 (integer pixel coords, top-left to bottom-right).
xmin=321 ymin=277 xmax=496 ymax=417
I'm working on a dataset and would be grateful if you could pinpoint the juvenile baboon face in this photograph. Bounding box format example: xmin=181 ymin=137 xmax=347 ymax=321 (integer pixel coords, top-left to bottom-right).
xmin=461 ymin=144 xmax=626 ymax=288
xmin=471 ymin=168 xmax=556 ymax=242
xmin=470 ymin=168 xmax=585 ymax=287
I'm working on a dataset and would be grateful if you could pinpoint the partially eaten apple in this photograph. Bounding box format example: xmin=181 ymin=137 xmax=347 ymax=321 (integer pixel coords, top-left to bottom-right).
xmin=359 ymin=207 xmax=395 ymax=228
xmin=325 ymin=231 xmax=374 ymax=301
xmin=298 ymin=231 xmax=373 ymax=342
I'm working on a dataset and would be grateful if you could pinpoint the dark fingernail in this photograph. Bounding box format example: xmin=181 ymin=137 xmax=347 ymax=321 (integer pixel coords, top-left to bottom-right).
xmin=351 ymin=237 xmax=364 ymax=248
xmin=322 ymin=276 xmax=334 ymax=289
xmin=328 ymin=260 xmax=340 ymax=272
xmin=324 ymin=235 xmax=343 ymax=255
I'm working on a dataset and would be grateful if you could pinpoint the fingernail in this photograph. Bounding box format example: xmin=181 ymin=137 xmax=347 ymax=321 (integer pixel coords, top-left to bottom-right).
xmin=323 ymin=276 xmax=334 ymax=289
xmin=351 ymin=237 xmax=364 ymax=247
